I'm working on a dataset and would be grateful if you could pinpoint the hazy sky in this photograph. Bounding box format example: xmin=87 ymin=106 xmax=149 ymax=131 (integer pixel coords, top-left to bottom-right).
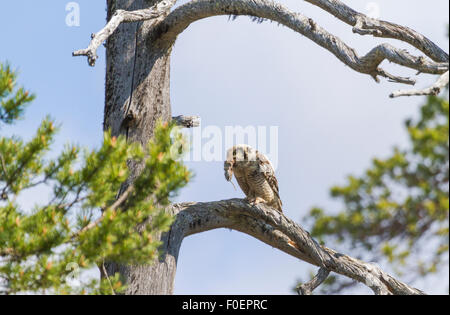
xmin=0 ymin=0 xmax=448 ymax=294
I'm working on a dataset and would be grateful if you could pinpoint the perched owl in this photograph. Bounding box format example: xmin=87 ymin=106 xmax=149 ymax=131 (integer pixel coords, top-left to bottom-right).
xmin=224 ymin=145 xmax=282 ymax=212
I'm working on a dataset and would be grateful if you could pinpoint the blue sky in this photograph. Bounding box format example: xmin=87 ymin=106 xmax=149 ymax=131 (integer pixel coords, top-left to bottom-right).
xmin=0 ymin=0 xmax=448 ymax=294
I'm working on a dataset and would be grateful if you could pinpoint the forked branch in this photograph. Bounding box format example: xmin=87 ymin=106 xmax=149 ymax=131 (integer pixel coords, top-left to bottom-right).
xmin=303 ymin=0 xmax=448 ymax=63
xmin=155 ymin=0 xmax=447 ymax=87
xmin=73 ymin=0 xmax=448 ymax=97
xmin=72 ymin=0 xmax=176 ymax=66
xmin=170 ymin=199 xmax=425 ymax=295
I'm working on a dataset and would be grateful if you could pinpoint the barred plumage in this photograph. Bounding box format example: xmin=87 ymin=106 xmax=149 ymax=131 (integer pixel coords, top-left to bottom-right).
xmin=224 ymin=145 xmax=282 ymax=212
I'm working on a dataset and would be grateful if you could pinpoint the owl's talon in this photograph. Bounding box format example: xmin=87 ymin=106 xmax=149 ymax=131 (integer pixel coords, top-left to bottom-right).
xmin=247 ymin=197 xmax=265 ymax=206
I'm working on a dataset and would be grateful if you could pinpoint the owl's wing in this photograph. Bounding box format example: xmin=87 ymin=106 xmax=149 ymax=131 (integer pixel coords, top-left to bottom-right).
xmin=257 ymin=152 xmax=282 ymax=204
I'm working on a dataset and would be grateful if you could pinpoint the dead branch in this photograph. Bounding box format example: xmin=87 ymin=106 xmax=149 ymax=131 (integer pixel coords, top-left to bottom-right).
xmin=154 ymin=0 xmax=448 ymax=93
xmin=72 ymin=0 xmax=176 ymax=66
xmin=303 ymin=0 xmax=448 ymax=63
xmin=73 ymin=0 xmax=449 ymax=97
xmin=172 ymin=115 xmax=201 ymax=128
xmin=170 ymin=199 xmax=426 ymax=295
xmin=390 ymin=71 xmax=449 ymax=98
xmin=296 ymin=267 xmax=331 ymax=295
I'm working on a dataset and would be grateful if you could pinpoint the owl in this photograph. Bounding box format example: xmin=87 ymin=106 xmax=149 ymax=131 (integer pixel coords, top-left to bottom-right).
xmin=224 ymin=145 xmax=282 ymax=212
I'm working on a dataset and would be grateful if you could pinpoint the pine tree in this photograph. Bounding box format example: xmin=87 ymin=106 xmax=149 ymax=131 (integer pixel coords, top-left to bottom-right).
xmin=303 ymin=92 xmax=449 ymax=293
xmin=0 ymin=63 xmax=191 ymax=294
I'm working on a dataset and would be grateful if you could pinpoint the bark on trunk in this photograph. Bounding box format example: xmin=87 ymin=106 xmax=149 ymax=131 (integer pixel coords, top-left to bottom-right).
xmin=103 ymin=0 xmax=175 ymax=295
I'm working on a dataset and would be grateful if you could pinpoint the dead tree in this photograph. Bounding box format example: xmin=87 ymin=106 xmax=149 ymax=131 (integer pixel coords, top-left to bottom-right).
xmin=73 ymin=0 xmax=448 ymax=295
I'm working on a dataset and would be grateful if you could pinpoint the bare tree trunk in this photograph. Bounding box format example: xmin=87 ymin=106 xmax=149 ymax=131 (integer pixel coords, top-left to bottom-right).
xmin=103 ymin=0 xmax=174 ymax=295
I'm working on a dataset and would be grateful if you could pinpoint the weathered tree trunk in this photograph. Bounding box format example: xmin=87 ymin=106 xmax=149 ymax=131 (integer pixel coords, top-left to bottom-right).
xmin=103 ymin=0 xmax=175 ymax=295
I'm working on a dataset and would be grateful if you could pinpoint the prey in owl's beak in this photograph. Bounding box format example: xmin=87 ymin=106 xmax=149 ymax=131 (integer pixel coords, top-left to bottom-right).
xmin=224 ymin=161 xmax=237 ymax=190
xmin=224 ymin=161 xmax=233 ymax=182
